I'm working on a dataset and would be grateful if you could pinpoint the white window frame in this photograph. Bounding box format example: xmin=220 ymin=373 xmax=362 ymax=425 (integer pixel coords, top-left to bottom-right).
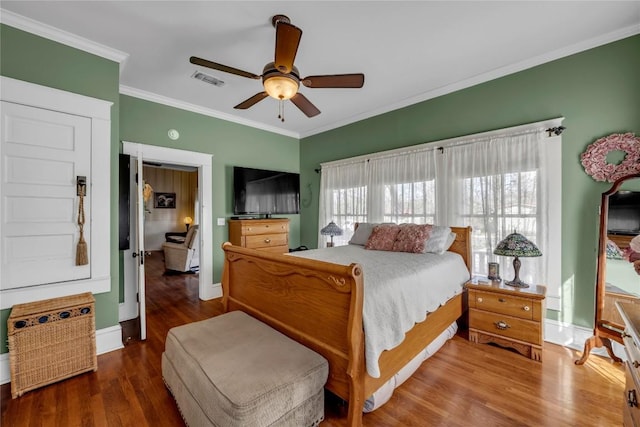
xmin=320 ymin=118 xmax=563 ymax=310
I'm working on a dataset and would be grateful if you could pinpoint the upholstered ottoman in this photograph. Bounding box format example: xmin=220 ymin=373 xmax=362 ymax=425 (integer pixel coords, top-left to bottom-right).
xmin=162 ymin=311 xmax=328 ymax=427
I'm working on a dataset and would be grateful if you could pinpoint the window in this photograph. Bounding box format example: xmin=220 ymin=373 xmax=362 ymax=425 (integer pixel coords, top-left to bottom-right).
xmin=329 ymin=186 xmax=368 ymax=246
xmin=318 ymin=118 xmax=563 ymax=308
xmin=383 ymin=180 xmax=435 ymax=224
xmin=459 ymin=170 xmax=539 ymax=277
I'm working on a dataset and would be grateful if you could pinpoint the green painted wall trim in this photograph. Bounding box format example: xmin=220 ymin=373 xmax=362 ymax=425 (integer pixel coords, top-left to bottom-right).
xmin=300 ymin=35 xmax=640 ymax=328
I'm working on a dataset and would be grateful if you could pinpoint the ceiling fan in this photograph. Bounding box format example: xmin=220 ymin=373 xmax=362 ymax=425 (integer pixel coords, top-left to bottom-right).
xmin=190 ymin=14 xmax=365 ymax=121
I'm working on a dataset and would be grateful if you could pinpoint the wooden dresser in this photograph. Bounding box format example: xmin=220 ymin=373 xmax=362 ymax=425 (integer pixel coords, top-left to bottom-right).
xmin=228 ymin=218 xmax=289 ymax=253
xmin=617 ymin=301 xmax=640 ymax=427
xmin=466 ymin=278 xmax=546 ymax=361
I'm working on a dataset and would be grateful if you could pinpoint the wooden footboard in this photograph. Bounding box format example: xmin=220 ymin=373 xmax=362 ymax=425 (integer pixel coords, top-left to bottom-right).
xmin=221 ymin=226 xmax=471 ymax=426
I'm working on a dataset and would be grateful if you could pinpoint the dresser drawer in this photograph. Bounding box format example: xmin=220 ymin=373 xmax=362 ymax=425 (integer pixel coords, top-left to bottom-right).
xmin=469 ymin=290 xmax=538 ymax=320
xmin=242 ymin=222 xmax=289 ymax=236
xmin=245 ymin=233 xmax=288 ymax=249
xmin=469 ymin=308 xmax=542 ymax=345
xmin=255 ymin=244 xmax=289 ymax=254
xmin=625 ymin=361 xmax=640 ymax=427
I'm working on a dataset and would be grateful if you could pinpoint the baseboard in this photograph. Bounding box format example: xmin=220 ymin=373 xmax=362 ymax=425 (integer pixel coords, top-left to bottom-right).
xmin=96 ymin=325 xmax=125 ymax=355
xmin=0 ymin=324 xmax=123 ymax=385
xmin=1 ymin=319 xmax=623 ymax=385
xmin=544 ymin=318 xmax=626 ymax=361
xmin=200 ymin=282 xmax=222 ymax=300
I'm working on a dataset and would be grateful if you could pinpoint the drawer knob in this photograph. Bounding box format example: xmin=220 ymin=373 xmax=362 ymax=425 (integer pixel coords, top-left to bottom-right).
xmin=523 ymin=305 xmax=531 ymax=312
xmin=498 ymin=298 xmax=506 ymax=303
xmin=264 ymin=238 xmax=271 ymax=243
xmin=495 ymin=320 xmax=510 ymax=330
xmin=477 ymin=297 xmax=483 ymax=303
xmin=628 ymin=389 xmax=638 ymax=408
xmin=634 ymin=361 xmax=640 ymax=369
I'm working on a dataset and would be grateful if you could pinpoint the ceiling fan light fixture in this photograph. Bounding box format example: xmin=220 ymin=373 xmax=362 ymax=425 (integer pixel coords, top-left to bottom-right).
xmin=263 ymin=74 xmax=299 ymax=100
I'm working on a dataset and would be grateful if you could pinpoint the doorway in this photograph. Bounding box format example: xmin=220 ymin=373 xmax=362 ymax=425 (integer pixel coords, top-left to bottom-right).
xmin=120 ymin=142 xmax=215 ymax=340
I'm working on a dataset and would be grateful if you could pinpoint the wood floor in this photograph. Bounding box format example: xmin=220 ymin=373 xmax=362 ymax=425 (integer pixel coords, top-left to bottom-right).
xmin=2 ymin=251 xmax=625 ymax=426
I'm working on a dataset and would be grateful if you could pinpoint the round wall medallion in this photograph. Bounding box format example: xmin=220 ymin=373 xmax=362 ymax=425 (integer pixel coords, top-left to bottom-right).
xmin=168 ymin=129 xmax=180 ymax=140
xmin=580 ymin=132 xmax=640 ymax=182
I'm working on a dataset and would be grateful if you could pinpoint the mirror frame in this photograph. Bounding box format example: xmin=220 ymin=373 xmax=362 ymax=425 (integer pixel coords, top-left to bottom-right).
xmin=595 ymin=173 xmax=640 ymax=340
xmin=575 ymin=172 xmax=640 ymax=365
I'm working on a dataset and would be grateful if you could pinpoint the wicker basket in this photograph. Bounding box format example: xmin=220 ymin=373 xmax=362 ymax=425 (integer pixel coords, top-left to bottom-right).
xmin=8 ymin=292 xmax=97 ymax=398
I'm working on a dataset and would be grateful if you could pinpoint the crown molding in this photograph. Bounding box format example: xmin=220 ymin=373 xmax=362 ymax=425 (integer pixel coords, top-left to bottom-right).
xmin=119 ymin=85 xmax=300 ymax=139
xmin=0 ymin=8 xmax=129 ymax=72
xmin=299 ymin=23 xmax=640 ymax=138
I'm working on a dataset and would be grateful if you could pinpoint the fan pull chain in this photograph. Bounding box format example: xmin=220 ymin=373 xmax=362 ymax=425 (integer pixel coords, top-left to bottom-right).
xmin=277 ymin=99 xmax=285 ymax=122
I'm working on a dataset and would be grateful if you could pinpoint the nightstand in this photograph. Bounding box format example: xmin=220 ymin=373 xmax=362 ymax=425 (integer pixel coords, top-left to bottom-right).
xmin=466 ymin=277 xmax=546 ymax=361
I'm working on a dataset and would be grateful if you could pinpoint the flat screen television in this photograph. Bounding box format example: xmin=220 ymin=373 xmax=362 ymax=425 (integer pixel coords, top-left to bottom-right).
xmin=233 ymin=166 xmax=300 ymax=216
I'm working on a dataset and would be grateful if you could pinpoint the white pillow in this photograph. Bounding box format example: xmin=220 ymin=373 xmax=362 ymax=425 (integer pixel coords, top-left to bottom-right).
xmin=423 ymin=226 xmax=453 ymax=254
xmin=444 ymin=232 xmax=457 ymax=252
xmin=349 ymin=222 xmax=378 ymax=245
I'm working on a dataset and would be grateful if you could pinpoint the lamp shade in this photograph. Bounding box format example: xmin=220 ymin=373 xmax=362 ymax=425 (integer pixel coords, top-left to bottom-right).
xmin=493 ymin=232 xmax=542 ymax=258
xmin=321 ymin=221 xmax=343 ymax=247
xmin=493 ymin=231 xmax=541 ymax=288
xmin=320 ymin=221 xmax=343 ymax=237
xmin=263 ymin=74 xmax=299 ymax=100
xmin=184 ymin=216 xmax=193 ymax=225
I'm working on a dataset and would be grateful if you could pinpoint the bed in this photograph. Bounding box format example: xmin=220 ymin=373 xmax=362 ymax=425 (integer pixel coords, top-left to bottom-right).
xmin=221 ymin=225 xmax=472 ymax=426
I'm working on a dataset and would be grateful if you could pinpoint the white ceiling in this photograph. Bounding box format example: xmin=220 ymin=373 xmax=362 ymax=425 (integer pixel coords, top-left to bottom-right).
xmin=2 ymin=1 xmax=639 ymax=138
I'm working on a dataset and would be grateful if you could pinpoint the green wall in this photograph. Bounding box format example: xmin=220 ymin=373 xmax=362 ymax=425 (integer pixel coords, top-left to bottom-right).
xmin=119 ymin=95 xmax=300 ymax=291
xmin=299 ymin=35 xmax=640 ymax=328
xmin=1 ymin=20 xmax=638 ymax=355
xmin=0 ymin=24 xmax=299 ymax=354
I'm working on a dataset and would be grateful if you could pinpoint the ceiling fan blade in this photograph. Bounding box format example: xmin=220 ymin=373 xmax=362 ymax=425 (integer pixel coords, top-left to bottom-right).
xmin=274 ymin=22 xmax=302 ymax=74
xmin=302 ymin=74 xmax=365 ymax=88
xmin=234 ymin=92 xmax=269 ymax=109
xmin=290 ymin=93 xmax=320 ymax=117
xmin=190 ymin=56 xmax=260 ymax=80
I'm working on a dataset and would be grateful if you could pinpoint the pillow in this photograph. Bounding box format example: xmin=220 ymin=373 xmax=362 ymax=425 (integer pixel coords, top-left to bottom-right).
xmin=349 ymin=222 xmax=378 ymax=246
xmin=365 ymin=224 xmax=401 ymax=251
xmin=444 ymin=232 xmax=457 ymax=252
xmin=392 ymin=224 xmax=432 ymax=253
xmin=423 ymin=226 xmax=453 ymax=254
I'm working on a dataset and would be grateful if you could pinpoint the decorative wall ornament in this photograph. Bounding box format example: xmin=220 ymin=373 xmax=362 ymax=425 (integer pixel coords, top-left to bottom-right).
xmin=580 ymin=132 xmax=640 ymax=182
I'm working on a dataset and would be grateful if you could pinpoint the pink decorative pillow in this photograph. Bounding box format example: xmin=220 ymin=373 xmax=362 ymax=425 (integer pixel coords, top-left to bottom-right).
xmin=365 ymin=224 xmax=401 ymax=251
xmin=392 ymin=224 xmax=433 ymax=253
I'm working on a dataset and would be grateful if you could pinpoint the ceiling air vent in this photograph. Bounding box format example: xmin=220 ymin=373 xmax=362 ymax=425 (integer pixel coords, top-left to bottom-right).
xmin=191 ymin=71 xmax=225 ymax=87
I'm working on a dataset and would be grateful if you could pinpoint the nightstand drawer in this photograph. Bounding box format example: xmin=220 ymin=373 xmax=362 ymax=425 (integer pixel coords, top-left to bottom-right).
xmin=469 ymin=309 xmax=542 ymax=345
xmin=245 ymin=233 xmax=288 ymax=249
xmin=242 ymin=222 xmax=289 ymax=236
xmin=469 ymin=290 xmax=538 ymax=320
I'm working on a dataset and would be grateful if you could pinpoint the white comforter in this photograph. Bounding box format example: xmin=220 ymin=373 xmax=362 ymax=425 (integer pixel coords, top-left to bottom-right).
xmin=291 ymin=245 xmax=470 ymax=378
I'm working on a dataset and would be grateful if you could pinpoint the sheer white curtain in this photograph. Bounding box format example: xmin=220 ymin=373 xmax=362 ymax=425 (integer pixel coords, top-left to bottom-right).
xmin=318 ymin=149 xmax=438 ymax=246
xmin=368 ymin=149 xmax=437 ymax=224
xmin=317 ymin=120 xmax=560 ymax=289
xmin=318 ymin=160 xmax=368 ymax=246
xmin=438 ymin=130 xmax=549 ymax=283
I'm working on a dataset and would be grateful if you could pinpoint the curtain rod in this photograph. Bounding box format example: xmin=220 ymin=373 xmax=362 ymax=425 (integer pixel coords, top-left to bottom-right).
xmin=318 ymin=117 xmax=565 ymax=171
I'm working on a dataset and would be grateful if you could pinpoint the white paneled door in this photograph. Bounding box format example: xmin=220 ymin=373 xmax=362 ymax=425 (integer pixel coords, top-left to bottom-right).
xmin=1 ymin=101 xmax=91 ymax=290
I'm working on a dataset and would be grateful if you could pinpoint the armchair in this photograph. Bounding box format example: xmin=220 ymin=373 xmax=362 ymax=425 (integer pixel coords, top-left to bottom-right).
xmin=162 ymin=225 xmax=199 ymax=272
